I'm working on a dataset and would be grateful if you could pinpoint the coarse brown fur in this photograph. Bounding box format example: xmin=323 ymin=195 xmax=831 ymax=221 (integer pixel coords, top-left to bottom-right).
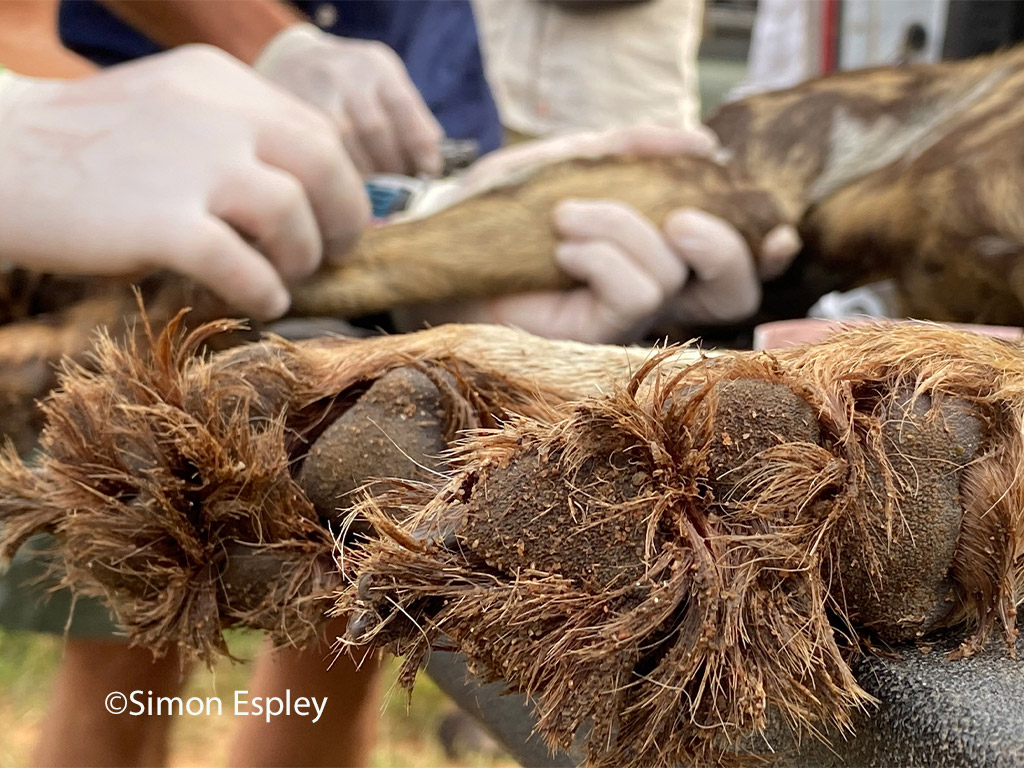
xmin=0 ymin=274 xmax=256 ymax=452
xmin=781 ymin=48 xmax=1024 ymax=323
xmin=3 ymin=318 xmax=1020 ymax=763
xmin=293 ymin=46 xmax=1024 ymax=320
xmin=0 ymin=320 xmax=697 ymax=659
xmin=2 ymin=321 xmax=1023 ymax=762
xmin=291 ymin=155 xmax=786 ymax=316
xmin=338 ymin=323 xmax=1024 ymax=767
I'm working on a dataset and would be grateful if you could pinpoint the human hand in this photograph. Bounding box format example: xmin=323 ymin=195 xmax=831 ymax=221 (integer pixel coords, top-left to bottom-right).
xmin=398 ymin=125 xmax=801 ymax=342
xmin=0 ymin=45 xmax=369 ymax=320
xmin=407 ymin=123 xmax=720 ymax=218
xmin=255 ymin=23 xmax=443 ymax=177
xmin=405 ymin=201 xmax=778 ymax=343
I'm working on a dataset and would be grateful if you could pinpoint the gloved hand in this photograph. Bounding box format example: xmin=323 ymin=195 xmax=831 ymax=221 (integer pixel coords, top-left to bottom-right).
xmin=398 ymin=125 xmax=802 ymax=343
xmin=255 ymin=23 xmax=443 ymax=177
xmin=0 ymin=45 xmax=369 ymax=320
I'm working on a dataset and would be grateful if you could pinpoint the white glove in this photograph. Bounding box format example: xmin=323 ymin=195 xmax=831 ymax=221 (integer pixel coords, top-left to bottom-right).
xmin=410 ymin=123 xmax=718 ymax=216
xmin=0 ymin=46 xmax=369 ymax=320
xmin=255 ymin=23 xmax=443 ymax=177
xmin=398 ymin=125 xmax=802 ymax=343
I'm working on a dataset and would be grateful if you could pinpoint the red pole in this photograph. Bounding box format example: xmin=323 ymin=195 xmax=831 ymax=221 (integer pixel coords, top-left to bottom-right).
xmin=822 ymin=0 xmax=839 ymax=73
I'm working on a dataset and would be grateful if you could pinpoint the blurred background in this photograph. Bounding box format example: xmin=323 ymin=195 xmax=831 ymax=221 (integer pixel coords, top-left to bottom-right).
xmin=0 ymin=628 xmax=515 ymax=768
xmin=699 ymin=0 xmax=1024 ymax=116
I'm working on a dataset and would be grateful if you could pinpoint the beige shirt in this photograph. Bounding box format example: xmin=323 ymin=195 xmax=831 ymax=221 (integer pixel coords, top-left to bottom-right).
xmin=472 ymin=0 xmax=703 ymax=137
xmin=727 ymin=0 xmax=820 ymax=101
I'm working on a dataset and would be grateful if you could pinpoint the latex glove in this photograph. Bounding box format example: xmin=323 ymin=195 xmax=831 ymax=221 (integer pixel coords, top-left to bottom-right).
xmin=398 ymin=125 xmax=802 ymax=343
xmin=255 ymin=23 xmax=443 ymax=177
xmin=406 ymin=123 xmax=719 ymax=218
xmin=0 ymin=45 xmax=369 ymax=320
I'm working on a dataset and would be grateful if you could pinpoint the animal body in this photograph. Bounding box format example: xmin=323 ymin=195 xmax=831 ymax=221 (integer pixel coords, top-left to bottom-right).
xmin=1 ymin=320 xmax=1022 ymax=765
xmin=296 ymin=46 xmax=1024 ymax=322
xmin=340 ymin=322 xmax=1024 ymax=767
xmin=0 ymin=320 xmax=677 ymax=658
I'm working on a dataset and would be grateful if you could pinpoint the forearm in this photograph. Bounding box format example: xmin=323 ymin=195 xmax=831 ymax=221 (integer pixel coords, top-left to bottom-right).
xmin=0 ymin=0 xmax=95 ymax=78
xmin=100 ymin=0 xmax=303 ymax=64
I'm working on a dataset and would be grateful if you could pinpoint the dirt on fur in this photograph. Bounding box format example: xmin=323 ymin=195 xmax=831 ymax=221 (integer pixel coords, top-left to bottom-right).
xmin=298 ymin=367 xmax=449 ymax=536
xmin=0 ymin=322 xmax=672 ymax=660
xmin=461 ymin=449 xmax=658 ymax=592
xmin=3 ymin=321 xmax=1024 ymax=767
xmin=340 ymin=323 xmax=1024 ymax=768
xmin=830 ymin=389 xmax=986 ymax=641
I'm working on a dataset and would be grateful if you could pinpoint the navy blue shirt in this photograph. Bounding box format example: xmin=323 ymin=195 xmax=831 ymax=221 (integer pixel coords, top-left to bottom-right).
xmin=59 ymin=0 xmax=502 ymax=152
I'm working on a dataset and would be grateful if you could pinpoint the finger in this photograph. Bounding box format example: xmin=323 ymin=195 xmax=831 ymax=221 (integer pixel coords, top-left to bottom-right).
xmin=347 ymin=88 xmax=407 ymax=174
xmin=380 ymin=81 xmax=443 ymax=177
xmin=555 ymin=240 xmax=665 ymax=335
xmin=664 ymin=208 xmax=760 ymax=323
xmin=593 ymin=123 xmax=719 ymax=159
xmin=458 ymin=129 xmax=632 ymax=192
xmin=554 ymin=199 xmax=688 ymax=293
xmin=340 ymin=130 xmax=376 ymax=177
xmin=758 ymin=224 xmax=802 ymax=280
xmin=469 ymin=134 xmax=595 ymax=178
xmin=175 ymin=217 xmax=291 ymax=320
xmin=461 ymin=125 xmax=718 ymax=197
xmin=254 ymin=114 xmax=370 ymax=259
xmin=322 ymin=95 xmax=376 ymax=177
xmin=208 ymin=161 xmax=322 ymax=282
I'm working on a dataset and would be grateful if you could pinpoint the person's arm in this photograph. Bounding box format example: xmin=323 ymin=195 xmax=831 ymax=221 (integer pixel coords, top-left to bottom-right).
xmin=394 ymin=126 xmax=801 ymax=344
xmin=100 ymin=0 xmax=301 ymax=64
xmin=0 ymin=0 xmax=95 ymax=78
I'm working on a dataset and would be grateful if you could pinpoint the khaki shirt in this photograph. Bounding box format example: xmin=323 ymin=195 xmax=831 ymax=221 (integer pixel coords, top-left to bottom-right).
xmin=473 ymin=0 xmax=703 ymax=137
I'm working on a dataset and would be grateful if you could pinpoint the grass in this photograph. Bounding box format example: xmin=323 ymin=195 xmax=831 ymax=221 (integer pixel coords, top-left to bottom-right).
xmin=0 ymin=630 xmax=61 ymax=768
xmin=0 ymin=628 xmax=515 ymax=768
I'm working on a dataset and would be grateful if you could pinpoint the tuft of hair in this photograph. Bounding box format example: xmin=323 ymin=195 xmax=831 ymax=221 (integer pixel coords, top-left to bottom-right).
xmin=337 ymin=322 xmax=1024 ymax=766
xmin=0 ymin=318 xmax=646 ymax=661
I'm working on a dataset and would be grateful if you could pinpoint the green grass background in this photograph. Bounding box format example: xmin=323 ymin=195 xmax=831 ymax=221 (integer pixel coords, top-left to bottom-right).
xmin=0 ymin=628 xmax=512 ymax=768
